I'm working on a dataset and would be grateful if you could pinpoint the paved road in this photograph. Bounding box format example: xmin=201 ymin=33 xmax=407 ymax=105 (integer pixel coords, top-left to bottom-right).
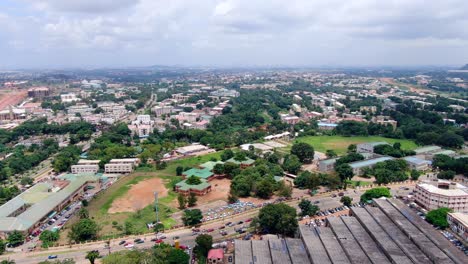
xmin=2 ymin=183 xmax=415 ymax=264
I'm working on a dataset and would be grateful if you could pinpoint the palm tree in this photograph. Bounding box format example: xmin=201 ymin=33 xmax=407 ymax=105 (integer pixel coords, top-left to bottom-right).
xmin=85 ymin=250 xmax=100 ymax=264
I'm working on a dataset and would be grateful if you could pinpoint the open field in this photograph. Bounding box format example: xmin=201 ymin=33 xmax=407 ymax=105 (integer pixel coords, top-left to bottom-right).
xmin=289 ymin=135 xmax=418 ymax=155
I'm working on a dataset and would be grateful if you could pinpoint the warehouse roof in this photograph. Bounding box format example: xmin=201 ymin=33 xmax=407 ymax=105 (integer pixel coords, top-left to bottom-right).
xmin=349 ymin=156 xmax=394 ymax=169
xmin=182 ymin=168 xmax=213 ymax=179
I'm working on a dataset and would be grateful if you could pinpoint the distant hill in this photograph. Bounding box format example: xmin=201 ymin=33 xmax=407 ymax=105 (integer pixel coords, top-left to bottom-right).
xmin=460 ymin=64 xmax=468 ymax=70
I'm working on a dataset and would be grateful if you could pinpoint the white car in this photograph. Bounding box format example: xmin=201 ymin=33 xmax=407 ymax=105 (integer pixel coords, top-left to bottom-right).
xmin=124 ymin=243 xmax=134 ymax=249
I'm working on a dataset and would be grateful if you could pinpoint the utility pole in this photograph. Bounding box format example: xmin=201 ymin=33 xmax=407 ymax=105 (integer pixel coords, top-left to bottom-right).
xmin=154 ymin=191 xmax=159 ymax=224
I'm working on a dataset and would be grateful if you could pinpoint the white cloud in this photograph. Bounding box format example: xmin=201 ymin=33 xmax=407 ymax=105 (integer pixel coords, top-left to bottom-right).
xmin=1 ymin=0 xmax=468 ymax=67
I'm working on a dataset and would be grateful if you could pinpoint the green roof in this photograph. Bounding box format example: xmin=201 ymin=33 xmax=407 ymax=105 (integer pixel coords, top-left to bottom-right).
xmin=182 ymin=168 xmax=213 ymax=179
xmin=199 ymin=161 xmax=224 ymax=171
xmin=176 ymin=178 xmax=211 ymax=191
xmin=226 ymin=157 xmax=255 ymax=166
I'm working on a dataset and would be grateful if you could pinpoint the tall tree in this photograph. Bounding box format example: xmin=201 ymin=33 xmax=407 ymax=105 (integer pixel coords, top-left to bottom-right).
xmin=187 ymin=192 xmax=197 ymax=207
xmin=291 ymin=142 xmax=315 ymax=163
xmin=177 ymin=193 xmax=187 ymax=210
xmin=258 ymin=203 xmax=298 ymax=237
xmin=85 ymin=250 xmax=100 ymax=264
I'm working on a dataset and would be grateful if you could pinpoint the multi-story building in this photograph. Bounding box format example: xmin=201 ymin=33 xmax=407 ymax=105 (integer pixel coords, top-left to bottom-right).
xmin=403 ymin=156 xmax=431 ymax=171
xmin=28 ymin=87 xmax=50 ymax=98
xmin=153 ymin=105 xmax=175 ymax=117
xmin=356 ymin=142 xmax=389 ymax=153
xmin=71 ymin=160 xmax=100 ymax=174
xmin=60 ymin=93 xmax=80 ymax=103
xmin=414 ymin=179 xmax=468 ymax=212
xmin=104 ymin=158 xmax=140 ymax=174
xmin=447 ymin=212 xmax=468 ymax=241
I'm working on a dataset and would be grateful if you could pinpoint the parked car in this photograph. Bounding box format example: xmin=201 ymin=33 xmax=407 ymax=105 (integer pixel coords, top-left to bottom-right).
xmin=48 ymin=255 xmax=58 ymax=259
xmin=119 ymin=240 xmax=126 ymax=245
xmin=124 ymin=243 xmax=134 ymax=249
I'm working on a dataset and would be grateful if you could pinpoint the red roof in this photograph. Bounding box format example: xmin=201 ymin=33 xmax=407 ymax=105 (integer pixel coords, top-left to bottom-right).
xmin=208 ymin=248 xmax=224 ymax=259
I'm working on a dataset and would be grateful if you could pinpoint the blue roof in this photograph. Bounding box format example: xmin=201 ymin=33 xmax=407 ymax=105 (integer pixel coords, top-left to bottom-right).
xmin=317 ymin=122 xmax=338 ymax=127
xmin=349 ymin=156 xmax=394 ymax=168
xmin=403 ymin=156 xmax=431 ymax=165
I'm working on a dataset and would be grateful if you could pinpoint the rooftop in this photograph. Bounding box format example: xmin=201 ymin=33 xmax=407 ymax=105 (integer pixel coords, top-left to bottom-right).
xmin=226 ymin=157 xmax=255 ymax=165
xmin=182 ymin=168 xmax=213 ymax=179
xmin=175 ymin=178 xmax=211 ymax=191
xmin=349 ymin=156 xmax=394 ymax=169
xmin=417 ymin=180 xmax=468 ymax=197
xmin=449 ymin=212 xmax=468 ymax=227
xmin=413 ymin=145 xmax=442 ymax=154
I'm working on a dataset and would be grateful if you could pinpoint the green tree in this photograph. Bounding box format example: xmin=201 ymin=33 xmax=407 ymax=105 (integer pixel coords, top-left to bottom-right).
xmin=335 ymin=163 xmax=354 ymax=182
xmin=347 ymin=144 xmax=357 ymax=153
xmin=7 ymin=230 xmax=24 ymax=247
xmin=213 ymin=164 xmax=224 ymax=175
xmin=221 ymin=149 xmax=234 ymax=161
xmin=291 ymin=142 xmax=315 ymax=163
xmin=0 ymin=260 xmax=15 ymax=264
xmin=175 ymin=166 xmax=184 ymax=176
xmin=282 ymin=154 xmax=302 ymax=174
xmin=255 ymin=179 xmax=275 ymax=199
xmin=234 ymin=151 xmax=247 ymax=161
xmin=39 ymin=230 xmax=59 ymax=248
xmin=227 ymin=188 xmax=238 ymax=204
xmin=85 ymin=250 xmax=100 ymax=264
xmin=340 ymin=196 xmax=353 ymax=207
xmin=360 ymin=187 xmax=391 ymax=203
xmin=167 ymin=248 xmax=190 ymax=264
xmin=78 ymin=208 xmax=89 ymax=219
xmin=410 ymin=169 xmax=421 ymax=181
xmin=194 ymin=234 xmax=213 ymax=258
xmin=258 ymin=203 xmax=298 ymax=236
xmin=20 ymin=177 xmax=33 ymax=186
xmin=182 ymin=209 xmax=203 ymax=226
xmin=0 ymin=239 xmax=5 ymax=255
xmin=298 ymin=199 xmax=319 ymax=216
xmin=437 ymin=170 xmax=456 ymax=180
xmin=277 ymin=181 xmax=292 ymax=198
xmin=187 ymin=192 xmax=197 ymax=207
xmin=325 ymin=150 xmax=337 ymax=158
xmin=186 ymin=175 xmax=202 ymax=185
xmin=426 ymin=207 xmax=452 ymax=229
xmin=68 ymin=218 xmax=100 ymax=242
xmin=177 ymin=193 xmax=186 ymax=210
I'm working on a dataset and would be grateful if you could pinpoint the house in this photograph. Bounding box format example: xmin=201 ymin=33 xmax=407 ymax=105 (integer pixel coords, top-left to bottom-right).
xmin=208 ymin=248 xmax=225 ymax=264
xmin=175 ymin=178 xmax=211 ymax=196
xmin=318 ymin=158 xmax=337 ymax=172
xmin=403 ymin=156 xmax=431 ymax=171
xmin=226 ymin=157 xmax=255 ymax=169
xmin=447 ymin=212 xmax=468 ymax=241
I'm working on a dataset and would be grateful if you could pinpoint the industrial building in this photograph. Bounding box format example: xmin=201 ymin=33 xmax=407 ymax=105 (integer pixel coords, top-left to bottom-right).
xmin=356 ymin=142 xmax=389 ymax=153
xmin=0 ymin=174 xmax=100 ymax=237
xmin=234 ymin=198 xmax=467 ymax=264
xmin=71 ymin=159 xmax=100 ymax=174
xmin=348 ymin=156 xmax=394 ymax=175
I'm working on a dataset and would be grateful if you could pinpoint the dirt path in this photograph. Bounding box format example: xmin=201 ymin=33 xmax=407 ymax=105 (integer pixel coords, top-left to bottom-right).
xmin=108 ymin=177 xmax=168 ymax=213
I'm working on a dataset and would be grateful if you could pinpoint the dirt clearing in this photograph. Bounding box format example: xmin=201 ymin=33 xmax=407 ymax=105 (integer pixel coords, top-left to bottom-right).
xmin=109 ymin=177 xmax=168 ymax=213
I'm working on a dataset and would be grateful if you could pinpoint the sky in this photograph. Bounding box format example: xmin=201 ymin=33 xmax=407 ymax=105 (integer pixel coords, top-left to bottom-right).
xmin=0 ymin=0 xmax=468 ymax=68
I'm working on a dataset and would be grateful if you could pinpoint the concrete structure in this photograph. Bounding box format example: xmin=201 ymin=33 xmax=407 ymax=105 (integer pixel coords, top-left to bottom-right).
xmin=448 ymin=212 xmax=468 ymax=241
xmin=318 ymin=158 xmax=337 ymax=172
xmin=175 ymin=178 xmax=211 ymax=196
xmin=71 ymin=160 xmax=100 ymax=174
xmin=28 ymin=87 xmax=50 ymax=98
xmin=0 ymin=174 xmax=100 ymax=237
xmin=348 ymin=156 xmax=394 ymax=175
xmin=235 ymin=198 xmax=468 ymax=263
xmin=60 ymin=93 xmax=80 ymax=103
xmin=414 ymin=179 xmax=468 ymax=212
xmin=317 ymin=122 xmax=338 ymax=130
xmin=403 ymin=156 xmax=431 ymax=170
xmin=175 ymin=144 xmax=212 ymax=156
xmin=357 ymin=142 xmax=389 ymax=153
xmin=104 ymin=158 xmax=140 ymax=174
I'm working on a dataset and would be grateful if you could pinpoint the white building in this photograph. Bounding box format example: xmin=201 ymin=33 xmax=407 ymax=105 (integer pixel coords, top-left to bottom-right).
xmin=356 ymin=142 xmax=389 ymax=153
xmin=104 ymin=158 xmax=140 ymax=174
xmin=414 ymin=179 xmax=468 ymax=212
xmin=60 ymin=93 xmax=80 ymax=103
xmin=71 ymin=160 xmax=100 ymax=174
xmin=447 ymin=212 xmax=468 ymax=241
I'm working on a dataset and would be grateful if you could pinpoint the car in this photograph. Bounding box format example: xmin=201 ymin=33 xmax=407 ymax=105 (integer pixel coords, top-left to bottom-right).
xmin=332 ymin=194 xmax=337 ymax=198
xmin=225 ymin=222 xmax=232 ymax=226
xmin=48 ymin=255 xmax=58 ymax=259
xmin=220 ymin=231 xmax=228 ymax=236
xmin=134 ymin=238 xmax=143 ymax=243
xmin=237 ymin=221 xmax=244 ymax=225
xmin=243 ymin=234 xmax=253 ymax=240
xmin=245 ymin=218 xmax=253 ymax=222
xmin=154 ymin=239 xmax=163 ymax=244
xmin=219 ymin=226 xmax=225 ymax=229
xmin=119 ymin=240 xmax=126 ymax=245
xmin=338 ymin=192 xmax=344 ymax=197
xmin=173 ymin=236 xmax=180 ymax=240
xmin=179 ymin=245 xmax=188 ymax=250
xmin=314 ymin=201 xmax=320 ymax=204
xmin=124 ymin=243 xmax=134 ymax=249
xmin=136 ymin=240 xmax=144 ymax=244
xmin=192 ymin=228 xmax=200 ymax=232
xmin=207 ymin=228 xmax=214 ymax=232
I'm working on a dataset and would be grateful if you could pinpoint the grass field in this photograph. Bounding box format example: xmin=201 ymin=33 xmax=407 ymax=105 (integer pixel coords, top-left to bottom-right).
xmin=289 ymin=135 xmax=417 ymax=155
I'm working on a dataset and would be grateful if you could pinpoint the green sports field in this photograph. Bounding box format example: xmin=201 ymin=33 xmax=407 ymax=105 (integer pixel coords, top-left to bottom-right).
xmin=290 ymin=135 xmax=418 ymax=155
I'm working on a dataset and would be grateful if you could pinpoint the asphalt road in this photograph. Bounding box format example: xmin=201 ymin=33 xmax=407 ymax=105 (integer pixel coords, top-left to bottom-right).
xmin=3 ymin=183 xmax=415 ymax=264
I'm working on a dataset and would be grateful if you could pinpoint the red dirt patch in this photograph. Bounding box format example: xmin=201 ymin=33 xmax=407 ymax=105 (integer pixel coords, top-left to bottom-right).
xmin=108 ymin=178 xmax=168 ymax=213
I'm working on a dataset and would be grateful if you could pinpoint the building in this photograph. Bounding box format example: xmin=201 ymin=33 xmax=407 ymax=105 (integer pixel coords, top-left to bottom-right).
xmin=280 ymin=114 xmax=300 ymax=125
xmin=175 ymin=144 xmax=212 ymax=156
xmin=317 ymin=122 xmax=338 ymax=130
xmin=403 ymin=156 xmax=431 ymax=170
xmin=413 ymin=145 xmax=442 ymax=155
xmin=28 ymin=87 xmax=50 ymax=98
xmin=234 ymin=198 xmax=468 ymax=264
xmin=226 ymin=157 xmax=255 ymax=169
xmin=318 ymin=158 xmax=337 ymax=172
xmin=0 ymin=174 xmax=100 ymax=237
xmin=414 ymin=179 xmax=468 ymax=212
xmin=60 ymin=93 xmax=80 ymax=103
xmin=207 ymin=248 xmax=225 ymax=264
xmin=175 ymin=178 xmax=211 ymax=196
xmin=448 ymin=212 xmax=468 ymax=241
xmin=0 ymin=107 xmax=26 ymax=121
xmin=71 ymin=160 xmax=100 ymax=174
xmin=104 ymin=158 xmax=140 ymax=174
xmin=348 ymin=156 xmax=394 ymax=175
xmin=357 ymin=142 xmax=389 ymax=153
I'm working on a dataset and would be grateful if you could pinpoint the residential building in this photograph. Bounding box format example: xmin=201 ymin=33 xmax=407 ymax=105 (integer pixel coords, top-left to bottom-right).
xmin=414 ymin=179 xmax=468 ymax=212
xmin=153 ymin=105 xmax=175 ymax=117
xmin=60 ymin=93 xmax=80 ymax=103
xmin=207 ymin=248 xmax=225 ymax=264
xmin=447 ymin=212 xmax=468 ymax=241
xmin=175 ymin=178 xmax=211 ymax=196
xmin=175 ymin=144 xmax=212 ymax=156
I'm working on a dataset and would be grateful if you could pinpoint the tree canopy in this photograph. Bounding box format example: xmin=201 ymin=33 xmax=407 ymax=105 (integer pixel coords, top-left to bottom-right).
xmin=258 ymin=203 xmax=298 ymax=237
